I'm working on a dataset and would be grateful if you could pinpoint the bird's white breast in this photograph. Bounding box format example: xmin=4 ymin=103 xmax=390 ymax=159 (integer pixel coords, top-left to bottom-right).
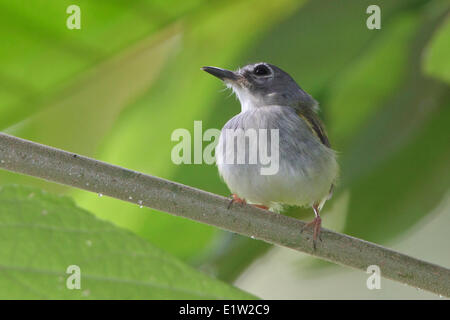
xmin=216 ymin=105 xmax=338 ymax=208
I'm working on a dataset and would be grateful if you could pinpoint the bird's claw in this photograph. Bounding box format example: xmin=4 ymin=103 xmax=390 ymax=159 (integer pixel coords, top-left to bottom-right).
xmin=301 ymin=216 xmax=322 ymax=250
xmin=227 ymin=194 xmax=246 ymax=209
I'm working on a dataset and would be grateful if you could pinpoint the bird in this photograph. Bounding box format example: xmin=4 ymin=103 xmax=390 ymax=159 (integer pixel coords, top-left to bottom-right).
xmin=201 ymin=62 xmax=338 ymax=248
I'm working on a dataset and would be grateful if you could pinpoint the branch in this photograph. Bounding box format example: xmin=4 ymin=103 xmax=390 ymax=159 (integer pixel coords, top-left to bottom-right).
xmin=0 ymin=132 xmax=449 ymax=297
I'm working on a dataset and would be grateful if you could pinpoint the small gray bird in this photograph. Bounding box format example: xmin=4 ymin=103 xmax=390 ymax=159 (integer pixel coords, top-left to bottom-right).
xmin=202 ymin=63 xmax=338 ymax=247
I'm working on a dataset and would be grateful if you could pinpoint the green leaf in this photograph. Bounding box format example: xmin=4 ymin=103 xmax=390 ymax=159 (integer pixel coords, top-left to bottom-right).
xmin=0 ymin=185 xmax=255 ymax=299
xmin=423 ymin=13 xmax=450 ymax=84
xmin=5 ymin=25 xmax=181 ymax=157
xmin=0 ymin=0 xmax=207 ymax=130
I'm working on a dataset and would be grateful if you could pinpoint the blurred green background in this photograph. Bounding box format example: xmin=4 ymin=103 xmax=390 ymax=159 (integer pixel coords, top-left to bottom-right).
xmin=0 ymin=0 xmax=449 ymax=299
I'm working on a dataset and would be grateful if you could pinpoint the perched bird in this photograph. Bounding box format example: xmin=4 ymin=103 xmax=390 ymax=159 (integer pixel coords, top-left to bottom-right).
xmin=202 ymin=63 xmax=338 ymax=248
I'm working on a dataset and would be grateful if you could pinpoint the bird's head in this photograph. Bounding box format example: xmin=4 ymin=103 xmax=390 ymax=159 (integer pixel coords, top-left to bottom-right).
xmin=202 ymin=62 xmax=317 ymax=112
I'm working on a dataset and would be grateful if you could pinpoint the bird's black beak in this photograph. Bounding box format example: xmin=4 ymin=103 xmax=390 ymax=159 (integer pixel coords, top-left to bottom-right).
xmin=201 ymin=66 xmax=238 ymax=81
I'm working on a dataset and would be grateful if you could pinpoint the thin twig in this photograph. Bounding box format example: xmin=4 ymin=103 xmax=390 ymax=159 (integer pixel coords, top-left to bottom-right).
xmin=0 ymin=132 xmax=449 ymax=297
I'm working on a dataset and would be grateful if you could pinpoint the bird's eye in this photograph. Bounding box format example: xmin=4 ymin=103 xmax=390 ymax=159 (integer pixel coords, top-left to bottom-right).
xmin=253 ymin=64 xmax=271 ymax=76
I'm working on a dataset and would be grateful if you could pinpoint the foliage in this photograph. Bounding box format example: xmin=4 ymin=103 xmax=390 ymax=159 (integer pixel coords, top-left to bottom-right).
xmin=0 ymin=0 xmax=449 ymax=297
xmin=0 ymin=185 xmax=255 ymax=299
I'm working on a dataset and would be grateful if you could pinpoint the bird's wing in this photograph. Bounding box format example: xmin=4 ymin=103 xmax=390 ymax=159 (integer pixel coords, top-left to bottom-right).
xmin=296 ymin=107 xmax=331 ymax=148
xmin=296 ymin=107 xmax=335 ymax=204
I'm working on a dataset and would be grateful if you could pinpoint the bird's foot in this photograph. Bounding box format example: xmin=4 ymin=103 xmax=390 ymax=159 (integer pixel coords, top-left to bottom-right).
xmin=301 ymin=216 xmax=322 ymax=250
xmin=252 ymin=204 xmax=269 ymax=210
xmin=227 ymin=194 xmax=246 ymax=209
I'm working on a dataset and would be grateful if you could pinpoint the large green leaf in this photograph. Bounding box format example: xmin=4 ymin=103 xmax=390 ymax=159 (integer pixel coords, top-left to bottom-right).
xmin=0 ymin=185 xmax=255 ymax=299
xmin=0 ymin=0 xmax=206 ymax=129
